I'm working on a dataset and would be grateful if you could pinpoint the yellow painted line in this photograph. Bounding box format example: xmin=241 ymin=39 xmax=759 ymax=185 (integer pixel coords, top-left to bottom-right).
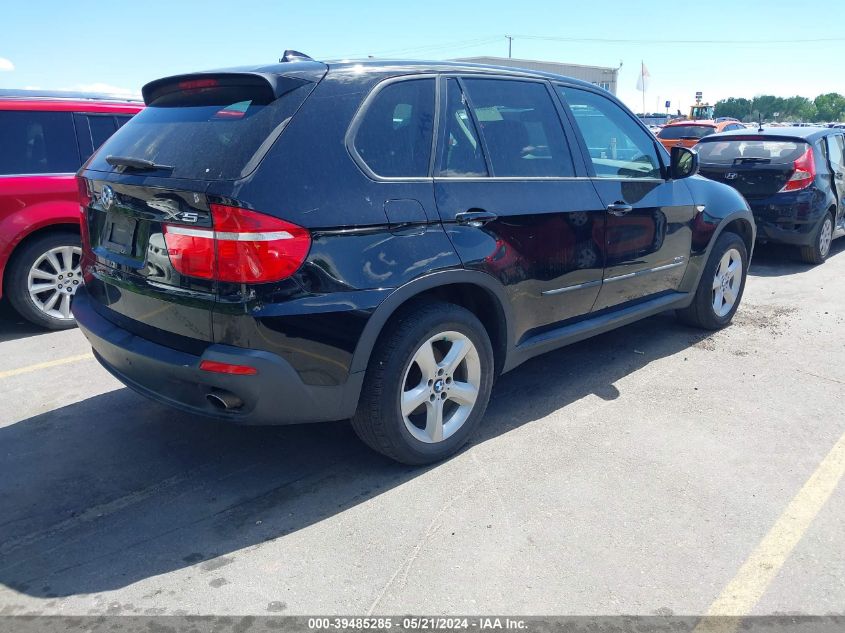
xmin=695 ymin=430 xmax=845 ymax=632
xmin=0 ymin=352 xmax=94 ymax=380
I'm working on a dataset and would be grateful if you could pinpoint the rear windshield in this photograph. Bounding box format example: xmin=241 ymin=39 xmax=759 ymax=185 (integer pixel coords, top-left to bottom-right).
xmin=657 ymin=125 xmax=717 ymax=140
xmin=87 ymin=79 xmax=314 ymax=180
xmin=696 ymin=138 xmax=809 ymax=165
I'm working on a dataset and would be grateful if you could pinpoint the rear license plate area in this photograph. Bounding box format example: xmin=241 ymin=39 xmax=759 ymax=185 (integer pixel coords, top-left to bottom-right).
xmin=101 ymin=212 xmax=138 ymax=256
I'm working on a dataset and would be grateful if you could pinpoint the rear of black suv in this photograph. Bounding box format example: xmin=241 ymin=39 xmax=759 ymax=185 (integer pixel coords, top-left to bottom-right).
xmin=75 ymin=60 xmax=465 ymax=430
xmin=76 ymin=61 xmax=343 ymax=423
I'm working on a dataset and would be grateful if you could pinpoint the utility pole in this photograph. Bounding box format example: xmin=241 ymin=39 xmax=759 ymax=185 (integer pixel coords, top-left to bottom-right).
xmin=506 ymin=35 xmax=513 ymax=58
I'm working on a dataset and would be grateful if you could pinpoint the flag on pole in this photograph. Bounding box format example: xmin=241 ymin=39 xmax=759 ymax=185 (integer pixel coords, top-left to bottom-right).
xmin=636 ymin=62 xmax=650 ymax=92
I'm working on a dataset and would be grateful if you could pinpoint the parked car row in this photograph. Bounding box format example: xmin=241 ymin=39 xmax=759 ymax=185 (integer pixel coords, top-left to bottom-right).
xmin=655 ymin=117 xmax=845 ymax=263
xmin=696 ymin=127 xmax=845 ymax=264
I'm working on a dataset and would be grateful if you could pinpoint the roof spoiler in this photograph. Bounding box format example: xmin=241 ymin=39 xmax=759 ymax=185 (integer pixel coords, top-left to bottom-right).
xmin=141 ymin=71 xmax=311 ymax=105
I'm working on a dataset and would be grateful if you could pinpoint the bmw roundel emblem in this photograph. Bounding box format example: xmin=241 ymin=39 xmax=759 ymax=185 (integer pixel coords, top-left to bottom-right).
xmin=101 ymin=185 xmax=115 ymax=210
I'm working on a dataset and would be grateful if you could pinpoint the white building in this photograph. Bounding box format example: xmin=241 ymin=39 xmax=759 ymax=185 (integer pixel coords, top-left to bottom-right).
xmin=453 ymin=57 xmax=619 ymax=95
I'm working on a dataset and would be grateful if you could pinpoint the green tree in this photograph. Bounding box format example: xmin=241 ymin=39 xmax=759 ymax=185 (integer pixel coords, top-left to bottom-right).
xmin=752 ymin=95 xmax=786 ymax=121
xmin=776 ymin=96 xmax=818 ymax=122
xmin=813 ymin=93 xmax=845 ymax=122
xmin=714 ymin=97 xmax=753 ymax=120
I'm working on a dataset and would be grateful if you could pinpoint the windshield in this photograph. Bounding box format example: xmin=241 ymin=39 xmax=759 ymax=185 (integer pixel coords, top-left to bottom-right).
xmin=658 ymin=125 xmax=717 ymax=140
xmin=87 ymin=80 xmax=314 ymax=180
xmin=696 ymin=138 xmax=809 ymax=164
xmin=691 ymin=106 xmax=714 ymax=119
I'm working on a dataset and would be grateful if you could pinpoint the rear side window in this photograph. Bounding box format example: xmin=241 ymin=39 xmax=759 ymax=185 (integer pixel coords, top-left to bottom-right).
xmin=87 ymin=115 xmax=118 ymax=150
xmin=88 ymin=78 xmax=314 ymax=180
xmin=657 ymin=125 xmax=717 ymax=140
xmin=0 ymin=111 xmax=79 ymax=175
xmin=353 ymin=79 xmax=435 ymax=178
xmin=696 ymin=138 xmax=809 ymax=164
xmin=462 ymin=79 xmax=574 ymax=177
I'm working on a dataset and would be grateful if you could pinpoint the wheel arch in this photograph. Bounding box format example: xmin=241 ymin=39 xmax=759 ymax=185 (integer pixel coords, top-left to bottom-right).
xmin=349 ymin=270 xmax=514 ymax=379
xmin=720 ymin=216 xmax=755 ymax=258
xmin=680 ymin=209 xmax=755 ymax=298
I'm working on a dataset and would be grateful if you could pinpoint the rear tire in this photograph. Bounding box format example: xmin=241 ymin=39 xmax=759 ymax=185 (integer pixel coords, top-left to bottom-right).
xmin=6 ymin=231 xmax=82 ymax=330
xmin=799 ymin=212 xmax=834 ymax=265
xmin=676 ymin=231 xmax=748 ymax=330
xmin=352 ymin=301 xmax=494 ymax=465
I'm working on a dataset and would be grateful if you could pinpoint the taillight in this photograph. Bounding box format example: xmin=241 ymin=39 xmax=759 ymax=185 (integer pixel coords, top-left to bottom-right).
xmin=178 ymin=78 xmax=219 ymax=91
xmin=76 ymin=175 xmax=91 ymax=209
xmin=779 ymin=146 xmax=815 ymax=192
xmin=161 ymin=225 xmax=216 ymax=278
xmin=76 ymin=176 xmax=93 ymax=278
xmin=162 ymin=204 xmax=311 ymax=283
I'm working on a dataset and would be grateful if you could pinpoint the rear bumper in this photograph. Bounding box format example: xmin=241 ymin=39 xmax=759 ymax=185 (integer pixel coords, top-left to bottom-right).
xmin=72 ymin=288 xmax=362 ymax=425
xmin=754 ymin=215 xmax=819 ymax=246
xmin=750 ymin=193 xmax=828 ymax=247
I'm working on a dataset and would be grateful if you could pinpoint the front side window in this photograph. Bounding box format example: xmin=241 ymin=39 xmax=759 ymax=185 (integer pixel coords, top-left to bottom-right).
xmin=354 ymin=78 xmax=435 ymax=178
xmin=558 ymin=86 xmax=662 ymax=179
xmin=462 ymin=79 xmax=575 ymax=177
xmin=0 ymin=110 xmax=79 ymax=175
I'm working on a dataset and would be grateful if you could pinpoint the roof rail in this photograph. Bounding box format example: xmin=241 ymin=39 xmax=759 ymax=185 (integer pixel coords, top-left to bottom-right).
xmin=279 ymin=50 xmax=313 ymax=63
xmin=0 ymin=88 xmax=142 ymax=103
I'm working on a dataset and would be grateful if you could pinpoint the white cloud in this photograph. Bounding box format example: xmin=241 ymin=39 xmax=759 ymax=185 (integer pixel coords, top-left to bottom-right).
xmin=0 ymin=57 xmax=14 ymax=72
xmin=68 ymin=82 xmax=141 ymax=99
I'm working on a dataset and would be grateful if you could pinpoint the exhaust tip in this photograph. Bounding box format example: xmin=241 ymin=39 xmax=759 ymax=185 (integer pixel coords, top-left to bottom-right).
xmin=206 ymin=390 xmax=244 ymax=411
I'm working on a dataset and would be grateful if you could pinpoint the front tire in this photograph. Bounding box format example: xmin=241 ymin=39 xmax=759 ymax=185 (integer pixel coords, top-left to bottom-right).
xmin=6 ymin=231 xmax=82 ymax=330
xmin=799 ymin=212 xmax=834 ymax=265
xmin=352 ymin=301 xmax=494 ymax=465
xmin=676 ymin=231 xmax=748 ymax=330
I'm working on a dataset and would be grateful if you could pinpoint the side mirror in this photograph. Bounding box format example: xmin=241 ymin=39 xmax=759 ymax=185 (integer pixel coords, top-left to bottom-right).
xmin=670 ymin=146 xmax=699 ymax=179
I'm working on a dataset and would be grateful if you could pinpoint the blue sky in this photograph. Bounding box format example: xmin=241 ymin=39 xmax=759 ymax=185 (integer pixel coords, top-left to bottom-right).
xmin=2 ymin=0 xmax=844 ymax=112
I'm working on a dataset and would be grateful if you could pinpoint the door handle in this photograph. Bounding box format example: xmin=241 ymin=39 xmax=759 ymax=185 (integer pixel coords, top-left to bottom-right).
xmin=455 ymin=210 xmax=498 ymax=227
xmin=607 ymin=203 xmax=634 ymax=216
xmin=835 ymin=172 xmax=843 ymax=180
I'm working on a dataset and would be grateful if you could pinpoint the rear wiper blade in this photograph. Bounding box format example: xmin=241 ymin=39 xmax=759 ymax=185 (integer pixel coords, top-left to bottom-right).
xmin=106 ymin=155 xmax=174 ymax=172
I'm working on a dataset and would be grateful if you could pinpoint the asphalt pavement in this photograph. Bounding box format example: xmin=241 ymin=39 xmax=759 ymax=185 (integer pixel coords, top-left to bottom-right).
xmin=0 ymin=242 xmax=843 ymax=617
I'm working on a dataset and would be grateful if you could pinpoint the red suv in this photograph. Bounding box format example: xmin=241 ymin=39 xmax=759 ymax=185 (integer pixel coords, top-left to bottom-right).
xmin=0 ymin=91 xmax=142 ymax=328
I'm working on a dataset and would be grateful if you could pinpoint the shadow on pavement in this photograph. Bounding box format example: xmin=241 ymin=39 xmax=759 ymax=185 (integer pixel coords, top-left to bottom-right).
xmin=0 ymin=301 xmax=50 ymax=344
xmin=749 ymin=238 xmax=845 ymax=278
xmin=0 ymin=312 xmax=712 ymax=600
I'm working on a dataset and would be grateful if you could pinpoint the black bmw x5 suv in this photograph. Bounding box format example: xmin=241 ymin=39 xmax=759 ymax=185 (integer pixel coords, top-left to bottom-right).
xmin=73 ymin=55 xmax=755 ymax=464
